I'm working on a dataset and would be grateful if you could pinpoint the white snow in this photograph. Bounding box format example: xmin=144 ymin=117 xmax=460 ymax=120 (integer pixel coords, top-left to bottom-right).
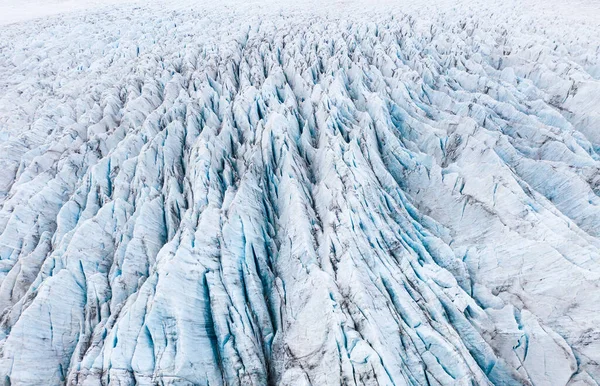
xmin=0 ymin=0 xmax=600 ymax=384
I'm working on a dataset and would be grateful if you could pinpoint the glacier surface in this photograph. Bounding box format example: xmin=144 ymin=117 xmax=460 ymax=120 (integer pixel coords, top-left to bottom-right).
xmin=0 ymin=0 xmax=600 ymax=384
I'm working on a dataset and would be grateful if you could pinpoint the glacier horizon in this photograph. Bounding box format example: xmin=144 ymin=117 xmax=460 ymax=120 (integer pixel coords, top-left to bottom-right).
xmin=0 ymin=0 xmax=600 ymax=385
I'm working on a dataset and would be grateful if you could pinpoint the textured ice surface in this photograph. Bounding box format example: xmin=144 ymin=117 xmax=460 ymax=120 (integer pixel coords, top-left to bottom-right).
xmin=0 ymin=0 xmax=600 ymax=384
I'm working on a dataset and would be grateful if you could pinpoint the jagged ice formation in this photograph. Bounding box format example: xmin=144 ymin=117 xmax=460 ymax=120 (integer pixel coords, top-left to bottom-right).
xmin=1 ymin=0 xmax=600 ymax=384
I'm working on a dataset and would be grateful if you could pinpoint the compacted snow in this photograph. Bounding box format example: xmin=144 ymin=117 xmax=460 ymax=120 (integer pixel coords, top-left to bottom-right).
xmin=0 ymin=0 xmax=600 ymax=384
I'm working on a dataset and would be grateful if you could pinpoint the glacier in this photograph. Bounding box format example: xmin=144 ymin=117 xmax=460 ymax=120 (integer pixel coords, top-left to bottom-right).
xmin=0 ymin=0 xmax=600 ymax=384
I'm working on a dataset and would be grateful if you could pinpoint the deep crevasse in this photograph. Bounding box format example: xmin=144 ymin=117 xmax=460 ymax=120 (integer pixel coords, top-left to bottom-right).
xmin=0 ymin=0 xmax=600 ymax=384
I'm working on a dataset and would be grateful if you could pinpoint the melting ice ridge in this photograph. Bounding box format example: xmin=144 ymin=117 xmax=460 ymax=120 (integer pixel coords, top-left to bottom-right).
xmin=0 ymin=0 xmax=600 ymax=384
